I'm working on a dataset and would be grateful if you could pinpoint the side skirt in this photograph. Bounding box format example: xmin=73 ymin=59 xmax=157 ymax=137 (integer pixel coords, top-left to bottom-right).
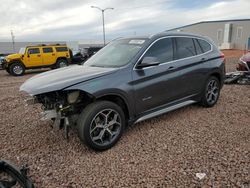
xmin=134 ymin=100 xmax=196 ymax=124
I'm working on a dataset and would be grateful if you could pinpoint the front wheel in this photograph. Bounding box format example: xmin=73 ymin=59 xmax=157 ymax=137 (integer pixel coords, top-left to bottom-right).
xmin=9 ymin=63 xmax=25 ymax=76
xmin=200 ymin=76 xmax=221 ymax=107
xmin=77 ymin=101 xmax=125 ymax=151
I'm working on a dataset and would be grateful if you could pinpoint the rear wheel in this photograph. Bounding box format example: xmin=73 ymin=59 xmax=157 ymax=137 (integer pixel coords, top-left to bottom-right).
xmin=77 ymin=101 xmax=125 ymax=151
xmin=9 ymin=62 xmax=25 ymax=76
xmin=56 ymin=59 xmax=68 ymax=68
xmin=200 ymin=76 xmax=220 ymax=107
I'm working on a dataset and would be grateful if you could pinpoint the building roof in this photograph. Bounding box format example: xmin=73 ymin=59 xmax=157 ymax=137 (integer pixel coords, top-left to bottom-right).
xmin=167 ymin=18 xmax=250 ymax=31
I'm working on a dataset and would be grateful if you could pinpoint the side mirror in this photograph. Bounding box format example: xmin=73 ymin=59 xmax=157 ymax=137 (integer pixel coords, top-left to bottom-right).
xmin=136 ymin=56 xmax=160 ymax=69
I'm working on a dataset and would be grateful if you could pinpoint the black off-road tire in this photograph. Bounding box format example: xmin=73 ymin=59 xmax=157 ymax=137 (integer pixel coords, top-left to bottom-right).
xmin=9 ymin=62 xmax=25 ymax=76
xmin=200 ymin=76 xmax=221 ymax=107
xmin=5 ymin=68 xmax=11 ymax=74
xmin=77 ymin=101 xmax=125 ymax=151
xmin=56 ymin=59 xmax=68 ymax=68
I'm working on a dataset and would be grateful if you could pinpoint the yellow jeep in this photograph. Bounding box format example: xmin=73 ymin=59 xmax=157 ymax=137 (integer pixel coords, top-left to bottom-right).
xmin=3 ymin=44 xmax=71 ymax=76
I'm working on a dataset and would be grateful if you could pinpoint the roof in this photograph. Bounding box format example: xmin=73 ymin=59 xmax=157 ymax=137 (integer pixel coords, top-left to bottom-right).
xmin=167 ymin=18 xmax=250 ymax=31
xmin=150 ymin=31 xmax=208 ymax=40
xmin=26 ymin=43 xmax=67 ymax=48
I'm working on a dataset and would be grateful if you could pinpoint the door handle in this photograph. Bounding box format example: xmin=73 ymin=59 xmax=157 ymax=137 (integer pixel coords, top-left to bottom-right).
xmin=52 ymin=53 xmax=55 ymax=56
xmin=201 ymin=57 xmax=207 ymax=61
xmin=37 ymin=54 xmax=41 ymax=57
xmin=167 ymin=66 xmax=176 ymax=70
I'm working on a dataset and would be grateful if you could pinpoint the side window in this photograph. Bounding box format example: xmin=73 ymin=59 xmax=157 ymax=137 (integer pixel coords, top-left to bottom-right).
xmin=143 ymin=38 xmax=173 ymax=64
xmin=28 ymin=48 xmax=40 ymax=54
xmin=198 ymin=39 xmax=211 ymax=53
xmin=43 ymin=47 xmax=53 ymax=53
xmin=56 ymin=47 xmax=68 ymax=52
xmin=193 ymin=39 xmax=203 ymax=55
xmin=175 ymin=37 xmax=196 ymax=59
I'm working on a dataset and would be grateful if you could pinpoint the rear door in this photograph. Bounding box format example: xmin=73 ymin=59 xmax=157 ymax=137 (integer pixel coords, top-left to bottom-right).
xmin=42 ymin=47 xmax=56 ymax=65
xmin=132 ymin=37 xmax=186 ymax=114
xmin=173 ymin=37 xmax=206 ymax=95
xmin=25 ymin=47 xmax=42 ymax=67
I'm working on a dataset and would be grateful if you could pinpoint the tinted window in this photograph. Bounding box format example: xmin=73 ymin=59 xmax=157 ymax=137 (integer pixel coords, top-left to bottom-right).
xmin=197 ymin=39 xmax=211 ymax=53
xmin=28 ymin=48 xmax=40 ymax=54
xmin=43 ymin=47 xmax=53 ymax=53
xmin=143 ymin=38 xmax=173 ymax=63
xmin=175 ymin=37 xmax=196 ymax=59
xmin=56 ymin=47 xmax=68 ymax=52
xmin=194 ymin=39 xmax=203 ymax=55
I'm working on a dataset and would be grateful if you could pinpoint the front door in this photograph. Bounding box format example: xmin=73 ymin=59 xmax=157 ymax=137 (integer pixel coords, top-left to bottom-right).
xmin=132 ymin=38 xmax=184 ymax=115
xmin=24 ymin=47 xmax=42 ymax=67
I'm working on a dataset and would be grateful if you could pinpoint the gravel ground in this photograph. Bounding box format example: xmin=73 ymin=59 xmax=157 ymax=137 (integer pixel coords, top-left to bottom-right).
xmin=0 ymin=55 xmax=249 ymax=187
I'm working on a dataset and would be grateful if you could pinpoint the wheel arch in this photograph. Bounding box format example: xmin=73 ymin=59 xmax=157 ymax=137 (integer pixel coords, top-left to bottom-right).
xmin=96 ymin=94 xmax=130 ymax=122
xmin=56 ymin=57 xmax=68 ymax=62
xmin=209 ymin=72 xmax=222 ymax=87
xmin=9 ymin=60 xmax=26 ymax=68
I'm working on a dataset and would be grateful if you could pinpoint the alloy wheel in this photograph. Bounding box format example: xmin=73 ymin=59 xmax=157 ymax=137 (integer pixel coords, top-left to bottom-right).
xmin=90 ymin=109 xmax=122 ymax=146
xmin=206 ymin=79 xmax=219 ymax=104
xmin=13 ymin=65 xmax=23 ymax=75
xmin=59 ymin=61 xmax=67 ymax=68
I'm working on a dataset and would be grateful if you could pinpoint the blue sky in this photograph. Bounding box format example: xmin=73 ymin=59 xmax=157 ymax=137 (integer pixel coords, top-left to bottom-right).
xmin=0 ymin=0 xmax=249 ymax=42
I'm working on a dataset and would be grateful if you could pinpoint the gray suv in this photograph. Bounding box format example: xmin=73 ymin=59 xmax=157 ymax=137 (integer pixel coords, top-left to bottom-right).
xmin=20 ymin=32 xmax=225 ymax=151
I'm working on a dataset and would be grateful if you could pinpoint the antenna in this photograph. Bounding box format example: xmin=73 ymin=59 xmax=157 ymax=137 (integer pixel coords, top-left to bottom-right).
xmin=11 ymin=30 xmax=15 ymax=53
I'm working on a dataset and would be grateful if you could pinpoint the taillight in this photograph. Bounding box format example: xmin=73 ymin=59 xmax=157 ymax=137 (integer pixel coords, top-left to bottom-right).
xmin=220 ymin=53 xmax=225 ymax=59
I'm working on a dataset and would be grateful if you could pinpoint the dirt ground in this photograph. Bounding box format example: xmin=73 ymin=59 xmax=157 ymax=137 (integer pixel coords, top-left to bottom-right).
xmin=0 ymin=52 xmax=249 ymax=187
xmin=221 ymin=49 xmax=246 ymax=58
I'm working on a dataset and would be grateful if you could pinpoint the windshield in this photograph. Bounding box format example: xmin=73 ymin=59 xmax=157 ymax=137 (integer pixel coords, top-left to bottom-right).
xmin=19 ymin=47 xmax=26 ymax=54
xmin=84 ymin=38 xmax=147 ymax=68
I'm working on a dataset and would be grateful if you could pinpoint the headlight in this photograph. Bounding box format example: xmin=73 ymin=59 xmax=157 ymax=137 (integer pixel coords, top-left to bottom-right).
xmin=67 ymin=91 xmax=80 ymax=104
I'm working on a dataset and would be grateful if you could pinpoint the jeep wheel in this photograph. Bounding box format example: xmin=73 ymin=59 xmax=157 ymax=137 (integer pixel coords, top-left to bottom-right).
xmin=200 ymin=76 xmax=220 ymax=107
xmin=77 ymin=101 xmax=125 ymax=151
xmin=56 ymin=59 xmax=68 ymax=68
xmin=9 ymin=63 xmax=25 ymax=76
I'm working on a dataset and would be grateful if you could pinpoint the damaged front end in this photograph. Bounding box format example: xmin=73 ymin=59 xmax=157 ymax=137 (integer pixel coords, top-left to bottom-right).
xmin=30 ymin=90 xmax=94 ymax=138
xmin=237 ymin=52 xmax=250 ymax=71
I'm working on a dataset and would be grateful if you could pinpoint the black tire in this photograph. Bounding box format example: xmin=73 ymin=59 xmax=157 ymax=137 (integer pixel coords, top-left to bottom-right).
xmin=5 ymin=68 xmax=10 ymax=74
xmin=200 ymin=76 xmax=221 ymax=107
xmin=9 ymin=62 xmax=25 ymax=76
xmin=77 ymin=101 xmax=125 ymax=151
xmin=56 ymin=59 xmax=68 ymax=68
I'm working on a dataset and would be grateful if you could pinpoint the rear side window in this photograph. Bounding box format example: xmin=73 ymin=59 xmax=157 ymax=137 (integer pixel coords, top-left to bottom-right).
xmin=175 ymin=37 xmax=196 ymax=59
xmin=143 ymin=38 xmax=173 ymax=63
xmin=55 ymin=47 xmax=68 ymax=52
xmin=28 ymin=48 xmax=40 ymax=54
xmin=43 ymin=47 xmax=53 ymax=53
xmin=193 ymin=39 xmax=203 ymax=55
xmin=197 ymin=39 xmax=211 ymax=53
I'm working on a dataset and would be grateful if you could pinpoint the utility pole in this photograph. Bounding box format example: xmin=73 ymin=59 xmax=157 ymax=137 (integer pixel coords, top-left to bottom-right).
xmin=11 ymin=30 xmax=15 ymax=53
xmin=91 ymin=6 xmax=114 ymax=46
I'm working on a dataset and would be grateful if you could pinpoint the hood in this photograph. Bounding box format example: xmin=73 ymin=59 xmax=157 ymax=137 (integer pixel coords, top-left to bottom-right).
xmin=6 ymin=53 xmax=22 ymax=60
xmin=241 ymin=52 xmax=250 ymax=62
xmin=20 ymin=65 xmax=117 ymax=95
